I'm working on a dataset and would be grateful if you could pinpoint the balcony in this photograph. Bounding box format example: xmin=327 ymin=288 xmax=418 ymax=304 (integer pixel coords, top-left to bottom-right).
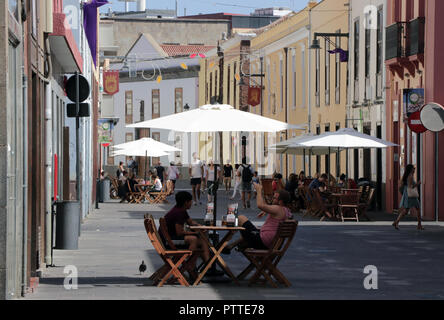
xmin=385 ymin=18 xmax=425 ymax=79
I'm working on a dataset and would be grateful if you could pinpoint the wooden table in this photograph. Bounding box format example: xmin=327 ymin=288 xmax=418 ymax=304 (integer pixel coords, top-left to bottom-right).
xmin=189 ymin=225 xmax=245 ymax=286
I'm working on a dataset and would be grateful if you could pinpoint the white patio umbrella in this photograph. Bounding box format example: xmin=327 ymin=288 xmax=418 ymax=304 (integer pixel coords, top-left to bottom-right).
xmin=298 ymin=128 xmax=397 ymax=149
xmin=112 ymin=137 xmax=181 ymax=152
xmin=111 ymin=138 xmax=181 ymax=180
xmin=126 ymin=103 xmax=303 ymax=232
xmin=298 ymin=128 xmax=397 ymax=180
xmin=127 ymin=104 xmax=304 ymax=132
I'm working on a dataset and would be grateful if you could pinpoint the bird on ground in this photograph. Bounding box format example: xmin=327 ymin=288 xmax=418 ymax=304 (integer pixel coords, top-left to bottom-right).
xmin=139 ymin=260 xmax=147 ymax=275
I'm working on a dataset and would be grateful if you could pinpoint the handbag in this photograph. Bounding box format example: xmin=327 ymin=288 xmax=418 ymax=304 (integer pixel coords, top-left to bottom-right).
xmin=407 ymin=186 xmax=419 ymax=198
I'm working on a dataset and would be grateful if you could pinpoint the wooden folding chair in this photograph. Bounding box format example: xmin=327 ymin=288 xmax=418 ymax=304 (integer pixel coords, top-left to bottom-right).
xmin=312 ymin=189 xmax=336 ymax=221
xmin=358 ymin=187 xmax=375 ymax=221
xmin=126 ymin=180 xmax=143 ymax=203
xmin=148 ymin=180 xmax=173 ymax=204
xmin=109 ymin=177 xmax=120 ymax=199
xmin=338 ymin=190 xmax=361 ymax=222
xmin=298 ymin=186 xmax=314 ymax=217
xmin=261 ymin=179 xmax=274 ymax=204
xmin=158 ymin=217 xmax=202 ymax=282
xmin=144 ymin=214 xmax=192 ymax=287
xmin=238 ymin=220 xmax=298 ymax=288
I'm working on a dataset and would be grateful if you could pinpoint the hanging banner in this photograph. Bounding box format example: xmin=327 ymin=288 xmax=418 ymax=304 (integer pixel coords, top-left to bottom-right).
xmin=103 ymin=70 xmax=120 ymax=95
xmin=248 ymin=86 xmax=261 ymax=107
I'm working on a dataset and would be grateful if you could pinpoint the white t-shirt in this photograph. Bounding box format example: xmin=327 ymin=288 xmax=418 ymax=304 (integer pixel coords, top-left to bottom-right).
xmin=153 ymin=178 xmax=162 ymax=191
xmin=167 ymin=166 xmax=179 ymax=180
xmin=190 ymin=159 xmax=203 ymax=178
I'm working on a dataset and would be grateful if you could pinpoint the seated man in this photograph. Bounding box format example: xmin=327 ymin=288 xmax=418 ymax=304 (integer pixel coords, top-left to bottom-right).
xmin=223 ymin=183 xmax=293 ymax=253
xmin=161 ymin=191 xmax=210 ymax=268
xmin=309 ymin=173 xmax=328 ymax=193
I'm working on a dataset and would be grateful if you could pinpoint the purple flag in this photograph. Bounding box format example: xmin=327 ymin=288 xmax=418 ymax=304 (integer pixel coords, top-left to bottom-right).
xmin=328 ymin=48 xmax=349 ymax=63
xmin=83 ymin=0 xmax=109 ymax=67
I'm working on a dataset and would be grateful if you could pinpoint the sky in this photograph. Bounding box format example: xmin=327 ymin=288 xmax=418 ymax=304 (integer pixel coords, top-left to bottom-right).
xmin=100 ymin=0 xmax=309 ymax=16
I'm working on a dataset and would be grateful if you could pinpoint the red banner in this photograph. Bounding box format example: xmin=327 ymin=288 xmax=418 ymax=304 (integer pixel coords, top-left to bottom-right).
xmin=103 ymin=70 xmax=119 ymax=95
xmin=248 ymin=86 xmax=261 ymax=107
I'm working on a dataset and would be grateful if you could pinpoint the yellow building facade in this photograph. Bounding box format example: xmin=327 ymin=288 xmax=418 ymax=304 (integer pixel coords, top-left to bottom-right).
xmin=308 ymin=0 xmax=350 ymax=178
xmin=197 ymin=0 xmax=350 ymax=179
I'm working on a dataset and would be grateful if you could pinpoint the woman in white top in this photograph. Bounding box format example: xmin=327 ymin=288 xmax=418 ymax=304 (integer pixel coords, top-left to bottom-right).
xmin=150 ymin=174 xmax=163 ymax=192
xmin=206 ymin=159 xmax=221 ymax=203
xmin=167 ymin=162 xmax=180 ymax=191
xmin=230 ymin=164 xmax=242 ymax=200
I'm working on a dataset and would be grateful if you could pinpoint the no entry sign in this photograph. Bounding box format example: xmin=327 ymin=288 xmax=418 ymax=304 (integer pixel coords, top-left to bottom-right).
xmin=408 ymin=111 xmax=427 ymax=133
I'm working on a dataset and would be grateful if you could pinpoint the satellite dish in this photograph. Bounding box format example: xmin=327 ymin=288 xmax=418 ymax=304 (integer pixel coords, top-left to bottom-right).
xmin=420 ymin=103 xmax=444 ymax=132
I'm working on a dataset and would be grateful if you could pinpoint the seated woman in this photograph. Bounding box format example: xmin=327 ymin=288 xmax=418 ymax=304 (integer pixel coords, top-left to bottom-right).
xmin=149 ymin=173 xmax=163 ymax=193
xmin=272 ymin=173 xmax=285 ymax=192
xmin=161 ymin=191 xmax=210 ymax=270
xmin=337 ymin=174 xmax=347 ymax=188
xmin=223 ymin=183 xmax=293 ymax=253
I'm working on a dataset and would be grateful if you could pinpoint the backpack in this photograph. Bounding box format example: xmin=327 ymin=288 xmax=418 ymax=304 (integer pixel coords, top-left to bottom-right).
xmin=241 ymin=165 xmax=253 ymax=183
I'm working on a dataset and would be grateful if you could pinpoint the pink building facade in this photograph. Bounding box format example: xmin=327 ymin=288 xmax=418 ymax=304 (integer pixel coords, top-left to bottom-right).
xmin=385 ymin=0 xmax=444 ymax=221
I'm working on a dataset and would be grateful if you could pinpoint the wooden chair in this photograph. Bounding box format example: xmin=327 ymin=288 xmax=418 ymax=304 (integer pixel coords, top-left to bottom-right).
xmin=261 ymin=179 xmax=274 ymax=204
xmin=144 ymin=214 xmax=192 ymax=287
xmin=312 ymin=189 xmax=336 ymax=221
xmin=127 ymin=180 xmax=144 ymax=203
xmin=358 ymin=187 xmax=375 ymax=221
xmin=109 ymin=177 xmax=120 ymax=199
xmin=299 ymin=186 xmax=315 ymax=217
xmin=338 ymin=190 xmax=361 ymax=222
xmin=158 ymin=217 xmax=202 ymax=282
xmin=237 ymin=220 xmax=298 ymax=288
xmin=148 ymin=180 xmax=173 ymax=204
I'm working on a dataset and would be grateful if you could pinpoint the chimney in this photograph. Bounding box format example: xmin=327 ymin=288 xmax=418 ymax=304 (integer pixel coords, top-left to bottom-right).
xmin=308 ymin=0 xmax=317 ymax=9
xmin=138 ymin=0 xmax=146 ymax=12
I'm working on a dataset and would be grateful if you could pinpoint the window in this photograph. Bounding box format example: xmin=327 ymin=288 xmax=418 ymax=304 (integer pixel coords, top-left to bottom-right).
xmin=152 ymin=89 xmax=160 ymax=119
xmin=227 ymin=65 xmax=231 ymax=105
xmin=267 ymin=62 xmax=271 ymax=113
xmin=354 ymin=19 xmax=360 ymax=81
xmin=233 ymin=62 xmax=237 ymax=108
xmin=175 ymin=88 xmax=183 ymax=113
xmin=140 ymin=100 xmax=145 ymax=121
xmin=376 ymin=6 xmax=384 ymax=98
xmin=365 ymin=22 xmax=371 ymax=79
xmin=325 ymin=39 xmax=330 ymax=106
xmin=315 ymin=49 xmax=320 ymax=107
xmin=293 ymin=53 xmax=296 ymax=109
xmin=215 ymin=70 xmax=218 ymax=99
xmin=210 ymin=72 xmax=213 ymax=100
xmin=301 ymin=48 xmax=306 ymax=108
xmin=335 ymin=31 xmax=341 ymax=105
xmin=280 ymin=59 xmax=284 ymax=110
xmin=324 ymin=124 xmax=330 ymax=174
xmin=125 ymin=91 xmax=133 ymax=124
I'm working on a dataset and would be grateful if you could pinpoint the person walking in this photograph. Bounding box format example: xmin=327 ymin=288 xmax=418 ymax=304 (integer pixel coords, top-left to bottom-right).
xmin=230 ymin=164 xmax=241 ymax=200
xmin=223 ymin=161 xmax=234 ymax=194
xmin=155 ymin=161 xmax=166 ymax=184
xmin=393 ymin=164 xmax=423 ymax=230
xmin=189 ymin=153 xmax=204 ymax=205
xmin=238 ymin=162 xmax=254 ymax=209
xmin=166 ymin=162 xmax=180 ymax=192
xmin=206 ymin=159 xmax=221 ymax=203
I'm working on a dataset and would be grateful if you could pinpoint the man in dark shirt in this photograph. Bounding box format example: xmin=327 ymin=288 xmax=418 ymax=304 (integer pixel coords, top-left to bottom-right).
xmin=155 ymin=161 xmax=166 ymax=184
xmin=223 ymin=161 xmax=233 ymax=193
xmin=162 ymin=191 xmax=210 ymax=264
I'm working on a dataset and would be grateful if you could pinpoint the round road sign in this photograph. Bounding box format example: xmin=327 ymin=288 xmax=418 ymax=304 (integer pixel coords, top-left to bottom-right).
xmin=408 ymin=111 xmax=427 ymax=134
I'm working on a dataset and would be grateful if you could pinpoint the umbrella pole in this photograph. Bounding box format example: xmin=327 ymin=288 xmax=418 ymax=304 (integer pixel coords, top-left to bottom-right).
xmin=328 ymin=147 xmax=331 ymax=185
xmin=144 ymin=150 xmax=148 ymax=181
xmin=303 ymin=149 xmax=306 ymax=175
